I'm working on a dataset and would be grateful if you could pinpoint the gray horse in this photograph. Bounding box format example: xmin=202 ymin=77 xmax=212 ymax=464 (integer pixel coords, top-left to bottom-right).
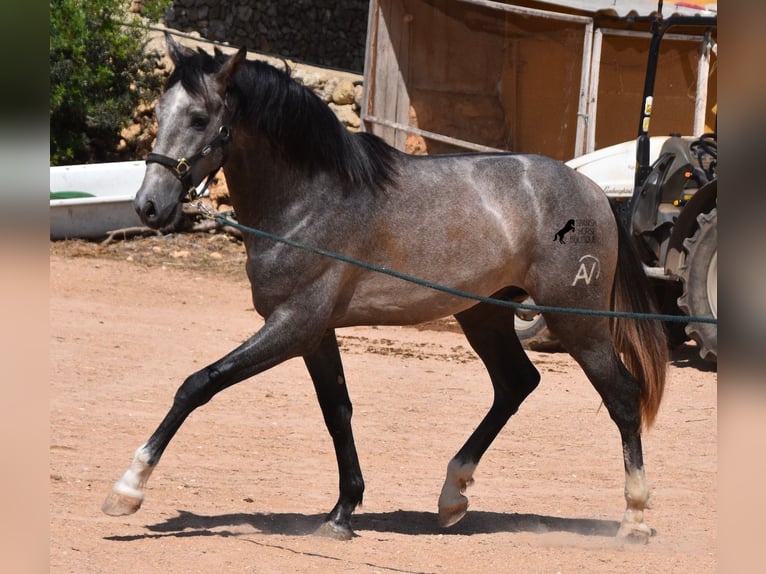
xmin=103 ymin=35 xmax=668 ymax=542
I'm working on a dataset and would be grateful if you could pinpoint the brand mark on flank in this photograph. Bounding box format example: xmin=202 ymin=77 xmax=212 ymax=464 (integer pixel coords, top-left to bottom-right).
xmin=554 ymin=218 xmax=599 ymax=245
xmin=572 ymin=254 xmax=601 ymax=286
xmin=553 ymin=219 xmax=575 ymax=244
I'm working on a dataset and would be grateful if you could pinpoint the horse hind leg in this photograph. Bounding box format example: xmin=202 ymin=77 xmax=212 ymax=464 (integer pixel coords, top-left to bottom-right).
xmin=303 ymin=330 xmax=364 ymax=540
xmin=543 ymin=312 xmax=653 ymax=542
xmin=438 ymin=302 xmax=540 ymax=528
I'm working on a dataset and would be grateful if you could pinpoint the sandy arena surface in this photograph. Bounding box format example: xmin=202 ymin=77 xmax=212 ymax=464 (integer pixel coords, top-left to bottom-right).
xmin=49 ymin=235 xmax=717 ymax=573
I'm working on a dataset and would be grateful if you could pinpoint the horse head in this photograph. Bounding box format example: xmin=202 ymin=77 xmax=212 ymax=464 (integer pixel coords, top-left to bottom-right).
xmin=134 ymin=33 xmax=246 ymax=229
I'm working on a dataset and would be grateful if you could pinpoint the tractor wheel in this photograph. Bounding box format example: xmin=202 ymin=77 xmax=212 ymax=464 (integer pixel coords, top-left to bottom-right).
xmin=677 ymin=208 xmax=717 ymax=363
xmin=514 ymin=298 xmax=561 ymax=351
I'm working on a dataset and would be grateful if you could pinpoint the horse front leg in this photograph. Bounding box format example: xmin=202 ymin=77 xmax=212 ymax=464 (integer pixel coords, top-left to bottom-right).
xmin=303 ymin=330 xmax=364 ymax=540
xmin=102 ymin=317 xmax=311 ymax=517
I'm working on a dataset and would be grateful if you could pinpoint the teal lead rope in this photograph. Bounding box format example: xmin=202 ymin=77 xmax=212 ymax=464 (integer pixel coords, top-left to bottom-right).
xmin=199 ymin=204 xmax=717 ymax=325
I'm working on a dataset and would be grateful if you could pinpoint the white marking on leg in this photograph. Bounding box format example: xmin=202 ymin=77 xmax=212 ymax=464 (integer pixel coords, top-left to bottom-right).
xmin=618 ymin=466 xmax=652 ymax=539
xmin=112 ymin=443 xmax=155 ymax=500
xmin=624 ymin=466 xmax=650 ymax=510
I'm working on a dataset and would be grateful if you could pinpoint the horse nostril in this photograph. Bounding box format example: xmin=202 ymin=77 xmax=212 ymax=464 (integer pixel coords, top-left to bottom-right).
xmin=137 ymin=199 xmax=158 ymax=223
xmin=133 ymin=199 xmax=159 ymax=227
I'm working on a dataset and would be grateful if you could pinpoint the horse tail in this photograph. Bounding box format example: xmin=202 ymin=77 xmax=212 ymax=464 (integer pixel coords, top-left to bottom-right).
xmin=610 ymin=214 xmax=668 ymax=429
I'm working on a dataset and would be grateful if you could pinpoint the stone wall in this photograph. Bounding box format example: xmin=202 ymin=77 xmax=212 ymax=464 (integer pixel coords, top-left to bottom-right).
xmin=163 ymin=0 xmax=370 ymax=72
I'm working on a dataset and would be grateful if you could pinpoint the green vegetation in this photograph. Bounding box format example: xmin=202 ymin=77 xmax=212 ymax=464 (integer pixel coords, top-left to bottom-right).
xmin=50 ymin=0 xmax=168 ymax=165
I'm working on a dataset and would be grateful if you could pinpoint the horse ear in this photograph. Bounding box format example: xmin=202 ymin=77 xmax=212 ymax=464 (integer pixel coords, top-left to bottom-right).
xmin=165 ymin=32 xmax=192 ymax=65
xmin=215 ymin=47 xmax=247 ymax=94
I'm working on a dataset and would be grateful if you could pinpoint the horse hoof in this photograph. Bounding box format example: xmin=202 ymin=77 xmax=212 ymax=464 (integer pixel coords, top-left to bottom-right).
xmin=314 ymin=520 xmax=356 ymax=540
xmin=438 ymin=497 xmax=468 ymax=528
xmin=101 ymin=490 xmax=143 ymax=516
xmin=616 ymin=521 xmax=654 ymax=543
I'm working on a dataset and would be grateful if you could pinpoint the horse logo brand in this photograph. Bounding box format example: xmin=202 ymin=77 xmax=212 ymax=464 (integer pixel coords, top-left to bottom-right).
xmin=554 ymin=218 xmax=599 ymax=246
xmin=572 ymin=254 xmax=601 ymax=286
xmin=554 ymin=219 xmax=575 ymax=243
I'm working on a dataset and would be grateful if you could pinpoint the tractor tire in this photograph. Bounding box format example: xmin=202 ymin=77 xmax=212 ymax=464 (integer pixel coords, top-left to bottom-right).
xmin=514 ymin=298 xmax=561 ymax=352
xmin=677 ymin=208 xmax=717 ymax=363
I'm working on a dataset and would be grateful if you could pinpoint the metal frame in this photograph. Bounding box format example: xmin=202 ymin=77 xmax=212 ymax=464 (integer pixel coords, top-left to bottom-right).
xmin=586 ymin=28 xmax=711 ymax=154
xmin=363 ymin=0 xmax=594 ymax=156
xmin=363 ymin=1 xmax=715 ymax=159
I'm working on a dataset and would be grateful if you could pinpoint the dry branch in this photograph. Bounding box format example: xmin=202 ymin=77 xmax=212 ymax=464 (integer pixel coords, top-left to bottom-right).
xmin=100 ymin=226 xmax=163 ymax=245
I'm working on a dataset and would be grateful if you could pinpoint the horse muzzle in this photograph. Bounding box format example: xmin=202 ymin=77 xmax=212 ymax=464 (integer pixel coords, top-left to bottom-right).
xmin=134 ymin=171 xmax=186 ymax=230
xmin=134 ymin=195 xmax=184 ymax=230
xmin=136 ymin=126 xmax=232 ymax=229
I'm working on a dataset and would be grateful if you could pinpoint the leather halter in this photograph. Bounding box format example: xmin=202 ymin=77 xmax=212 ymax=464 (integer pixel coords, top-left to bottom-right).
xmin=145 ymin=125 xmax=231 ymax=201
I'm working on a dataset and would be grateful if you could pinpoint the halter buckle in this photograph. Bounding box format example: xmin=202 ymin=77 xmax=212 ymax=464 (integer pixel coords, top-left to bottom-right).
xmin=145 ymin=124 xmax=230 ymax=203
xmin=175 ymin=158 xmax=191 ymax=176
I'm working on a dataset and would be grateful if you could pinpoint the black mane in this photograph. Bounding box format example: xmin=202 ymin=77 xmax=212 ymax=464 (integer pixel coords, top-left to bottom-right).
xmin=166 ymin=47 xmax=399 ymax=192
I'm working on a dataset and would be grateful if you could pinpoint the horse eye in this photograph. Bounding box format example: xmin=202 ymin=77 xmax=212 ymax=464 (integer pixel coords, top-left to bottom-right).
xmin=190 ymin=114 xmax=209 ymax=130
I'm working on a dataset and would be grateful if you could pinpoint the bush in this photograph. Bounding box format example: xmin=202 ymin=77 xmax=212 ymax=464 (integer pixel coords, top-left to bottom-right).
xmin=50 ymin=0 xmax=167 ymax=165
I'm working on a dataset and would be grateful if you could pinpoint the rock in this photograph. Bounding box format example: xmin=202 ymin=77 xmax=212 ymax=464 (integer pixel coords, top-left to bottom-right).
xmin=120 ymin=122 xmax=142 ymax=142
xmin=318 ymin=77 xmax=339 ymax=102
xmin=406 ymin=135 xmax=428 ymax=155
xmin=328 ymin=103 xmax=361 ymax=129
xmin=291 ymin=68 xmax=326 ymax=94
xmin=331 ymin=79 xmax=356 ymax=105
xmin=208 ymin=172 xmax=230 ymax=207
xmin=353 ymin=84 xmax=364 ymax=109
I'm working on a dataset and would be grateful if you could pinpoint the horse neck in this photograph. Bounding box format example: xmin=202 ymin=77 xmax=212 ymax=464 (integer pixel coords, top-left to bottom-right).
xmin=222 ymin=132 xmax=328 ymax=225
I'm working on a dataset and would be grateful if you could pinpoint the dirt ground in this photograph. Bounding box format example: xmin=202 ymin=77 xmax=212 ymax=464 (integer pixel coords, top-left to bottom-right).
xmin=49 ymin=233 xmax=717 ymax=573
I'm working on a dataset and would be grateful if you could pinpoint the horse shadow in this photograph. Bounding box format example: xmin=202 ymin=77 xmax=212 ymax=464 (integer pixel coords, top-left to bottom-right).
xmin=105 ymin=508 xmax=620 ymax=541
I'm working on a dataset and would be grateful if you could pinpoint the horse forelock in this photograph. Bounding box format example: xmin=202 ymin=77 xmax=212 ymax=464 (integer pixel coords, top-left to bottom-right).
xmin=165 ymin=47 xmax=220 ymax=98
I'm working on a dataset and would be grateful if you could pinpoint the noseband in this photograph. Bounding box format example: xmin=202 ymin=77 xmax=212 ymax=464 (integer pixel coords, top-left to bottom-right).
xmin=145 ymin=125 xmax=231 ymax=201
